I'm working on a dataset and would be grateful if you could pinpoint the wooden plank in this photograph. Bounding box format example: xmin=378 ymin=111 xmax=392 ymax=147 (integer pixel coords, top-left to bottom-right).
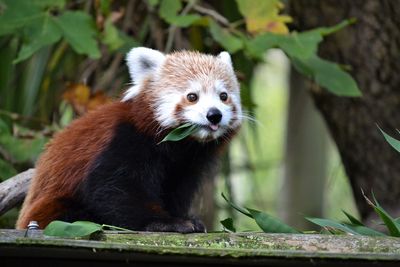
xmin=1 ymin=230 xmax=400 ymax=266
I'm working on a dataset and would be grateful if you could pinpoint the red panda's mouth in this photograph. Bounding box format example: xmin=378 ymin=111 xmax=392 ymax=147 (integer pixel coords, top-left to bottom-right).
xmin=197 ymin=124 xmax=219 ymax=132
xmin=209 ymin=124 xmax=219 ymax=131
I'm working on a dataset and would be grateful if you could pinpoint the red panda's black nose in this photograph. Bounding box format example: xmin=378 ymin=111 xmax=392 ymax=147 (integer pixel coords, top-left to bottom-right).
xmin=207 ymin=108 xmax=222 ymax=124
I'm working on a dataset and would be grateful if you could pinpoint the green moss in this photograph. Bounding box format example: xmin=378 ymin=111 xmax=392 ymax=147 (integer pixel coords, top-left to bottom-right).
xmin=2 ymin=230 xmax=400 ymax=261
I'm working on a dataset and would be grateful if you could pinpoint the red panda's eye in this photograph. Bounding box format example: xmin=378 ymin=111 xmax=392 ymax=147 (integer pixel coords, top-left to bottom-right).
xmin=187 ymin=93 xmax=198 ymax=102
xmin=220 ymin=92 xmax=228 ymax=101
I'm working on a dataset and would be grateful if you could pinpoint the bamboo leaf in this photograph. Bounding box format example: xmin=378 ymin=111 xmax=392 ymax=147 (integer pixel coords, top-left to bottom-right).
xmin=369 ymin=192 xmax=400 ymax=237
xmin=248 ymin=208 xmax=300 ymax=233
xmin=19 ymin=47 xmax=51 ymax=116
xmin=159 ymin=123 xmax=198 ymax=143
xmin=307 ymin=217 xmax=385 ymax=236
xmin=44 ymin=221 xmax=103 ymax=238
xmin=378 ymin=126 xmax=400 ymax=153
xmin=342 ymin=210 xmax=363 ymax=226
xmin=306 ymin=217 xmax=359 ymax=235
xmin=221 ymin=192 xmax=252 ymax=218
xmin=345 ymin=224 xmax=386 ymax=237
xmin=220 ymin=218 xmax=236 ymax=232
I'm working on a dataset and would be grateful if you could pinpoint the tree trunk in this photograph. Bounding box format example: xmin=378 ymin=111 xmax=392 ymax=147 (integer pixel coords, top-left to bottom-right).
xmin=289 ymin=0 xmax=400 ymax=222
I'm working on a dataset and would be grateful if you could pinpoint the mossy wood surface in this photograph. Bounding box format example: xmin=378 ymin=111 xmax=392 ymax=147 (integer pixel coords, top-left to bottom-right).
xmin=1 ymin=230 xmax=400 ymax=266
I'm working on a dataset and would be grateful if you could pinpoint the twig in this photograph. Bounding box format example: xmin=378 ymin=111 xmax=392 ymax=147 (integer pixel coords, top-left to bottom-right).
xmin=165 ymin=0 xmax=197 ymax=53
xmin=94 ymin=53 xmax=124 ymax=91
xmin=0 ymin=110 xmax=47 ymax=125
xmin=192 ymin=4 xmax=230 ymax=27
xmin=147 ymin=5 xmax=165 ymax=50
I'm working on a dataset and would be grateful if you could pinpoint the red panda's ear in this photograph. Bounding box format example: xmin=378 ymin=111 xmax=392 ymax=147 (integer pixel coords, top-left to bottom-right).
xmin=217 ymin=51 xmax=233 ymax=68
xmin=123 ymin=47 xmax=165 ymax=101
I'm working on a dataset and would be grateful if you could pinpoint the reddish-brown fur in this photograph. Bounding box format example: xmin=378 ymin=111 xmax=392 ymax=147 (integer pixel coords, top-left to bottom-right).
xmin=16 ymin=92 xmax=156 ymax=229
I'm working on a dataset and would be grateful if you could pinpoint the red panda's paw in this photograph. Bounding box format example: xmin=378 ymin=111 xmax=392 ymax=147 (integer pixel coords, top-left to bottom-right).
xmin=144 ymin=218 xmax=206 ymax=233
xmin=187 ymin=215 xmax=206 ymax=233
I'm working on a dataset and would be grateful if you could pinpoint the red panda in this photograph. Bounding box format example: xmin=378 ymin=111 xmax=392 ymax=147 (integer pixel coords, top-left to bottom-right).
xmin=16 ymin=47 xmax=242 ymax=233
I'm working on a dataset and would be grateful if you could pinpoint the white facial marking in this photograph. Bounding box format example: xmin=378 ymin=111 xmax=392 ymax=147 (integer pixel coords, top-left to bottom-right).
xmin=155 ymin=92 xmax=181 ymax=128
xmin=182 ymin=79 xmax=235 ymax=140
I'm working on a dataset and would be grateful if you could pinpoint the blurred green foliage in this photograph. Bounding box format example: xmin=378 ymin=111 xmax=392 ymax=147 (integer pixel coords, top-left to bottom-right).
xmin=223 ymin=190 xmax=400 ymax=237
xmin=0 ymin=0 xmax=361 ymax=227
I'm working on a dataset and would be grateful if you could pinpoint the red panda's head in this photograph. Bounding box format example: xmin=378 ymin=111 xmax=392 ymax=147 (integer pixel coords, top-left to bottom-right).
xmin=123 ymin=47 xmax=242 ymax=141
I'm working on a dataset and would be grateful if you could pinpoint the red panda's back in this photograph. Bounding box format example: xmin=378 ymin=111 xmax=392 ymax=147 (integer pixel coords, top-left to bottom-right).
xmin=16 ymin=101 xmax=133 ymax=229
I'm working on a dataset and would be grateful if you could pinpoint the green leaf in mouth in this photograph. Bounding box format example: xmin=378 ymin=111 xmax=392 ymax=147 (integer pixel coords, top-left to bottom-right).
xmin=159 ymin=123 xmax=199 ymax=143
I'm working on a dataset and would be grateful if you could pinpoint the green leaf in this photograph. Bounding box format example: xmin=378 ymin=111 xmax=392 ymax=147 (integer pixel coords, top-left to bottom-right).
xmin=302 ymin=56 xmax=361 ymax=97
xmin=147 ymin=0 xmax=159 ymax=8
xmin=158 ymin=0 xmax=200 ymax=27
xmin=342 ymin=210 xmax=363 ymax=226
xmin=101 ymin=224 xmax=135 ymax=232
xmin=117 ymin=31 xmax=139 ymax=54
xmin=0 ymin=158 xmax=17 ymax=181
xmin=209 ymin=21 xmax=243 ymax=53
xmin=102 ymin=19 xmax=125 ymax=51
xmin=159 ymin=123 xmax=198 ymax=143
xmin=378 ymin=126 xmax=400 ymax=153
xmin=245 ymin=20 xmax=361 ymax=97
xmin=345 ymin=224 xmax=386 ymax=237
xmin=167 ymin=14 xmax=201 ymax=27
xmin=54 ymin=11 xmax=100 ymax=58
xmin=246 ymin=19 xmax=355 ymax=59
xmin=221 ymin=192 xmax=252 ymax=218
xmin=369 ymin=193 xmax=400 ymax=237
xmin=235 ymin=0 xmax=291 ymax=34
xmin=307 ymin=217 xmax=386 ymax=236
xmin=44 ymin=221 xmax=103 ymax=238
xmin=102 ymin=18 xmax=139 ymax=53
xmin=98 ymin=0 xmax=111 ymax=15
xmin=159 ymin=0 xmax=181 ymax=19
xmin=220 ymin=218 xmax=236 ymax=232
xmin=222 ymin=192 xmax=299 ymax=234
xmin=0 ymin=133 xmax=48 ymax=163
xmin=14 ymin=14 xmax=62 ymax=63
xmin=309 ymin=18 xmax=356 ymax=36
xmin=246 ymin=31 xmax=321 ymax=60
xmin=306 ymin=217 xmax=360 ymax=235
xmin=248 ymin=208 xmax=299 ymax=233
xmin=32 ymin=0 xmax=66 ymax=9
xmin=0 ymin=118 xmax=10 ymax=135
xmin=0 ymin=0 xmax=43 ymax=36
